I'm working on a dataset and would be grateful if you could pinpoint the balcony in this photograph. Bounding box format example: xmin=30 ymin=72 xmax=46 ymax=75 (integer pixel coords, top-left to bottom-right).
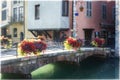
xmin=8 ymin=16 xmax=24 ymax=24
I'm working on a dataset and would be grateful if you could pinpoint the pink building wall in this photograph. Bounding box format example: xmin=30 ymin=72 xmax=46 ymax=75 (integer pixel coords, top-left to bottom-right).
xmin=75 ymin=1 xmax=115 ymax=40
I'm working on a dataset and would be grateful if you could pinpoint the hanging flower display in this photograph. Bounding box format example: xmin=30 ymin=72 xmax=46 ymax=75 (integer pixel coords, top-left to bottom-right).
xmin=18 ymin=39 xmax=47 ymax=56
xmin=64 ymin=37 xmax=82 ymax=50
xmin=91 ymin=37 xmax=105 ymax=47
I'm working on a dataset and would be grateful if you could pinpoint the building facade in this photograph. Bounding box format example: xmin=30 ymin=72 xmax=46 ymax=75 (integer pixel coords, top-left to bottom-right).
xmin=25 ymin=0 xmax=73 ymax=41
xmin=0 ymin=0 xmax=12 ymax=37
xmin=115 ymin=0 xmax=120 ymax=56
xmin=75 ymin=1 xmax=115 ymax=47
xmin=10 ymin=1 xmax=24 ymax=42
xmin=1 ymin=0 xmax=116 ymax=49
xmin=0 ymin=0 xmax=24 ymax=43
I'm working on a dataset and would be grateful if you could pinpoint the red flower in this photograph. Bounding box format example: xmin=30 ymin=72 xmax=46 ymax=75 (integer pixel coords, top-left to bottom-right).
xmin=66 ymin=37 xmax=83 ymax=48
xmin=21 ymin=40 xmax=36 ymax=54
xmin=92 ymin=38 xmax=105 ymax=47
xmin=101 ymin=38 xmax=105 ymax=45
xmin=34 ymin=41 xmax=47 ymax=52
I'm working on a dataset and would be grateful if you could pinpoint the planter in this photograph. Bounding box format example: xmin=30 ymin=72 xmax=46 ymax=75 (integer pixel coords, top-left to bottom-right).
xmin=64 ymin=45 xmax=72 ymax=50
xmin=18 ymin=51 xmax=41 ymax=57
xmin=64 ymin=37 xmax=83 ymax=51
xmin=17 ymin=39 xmax=47 ymax=57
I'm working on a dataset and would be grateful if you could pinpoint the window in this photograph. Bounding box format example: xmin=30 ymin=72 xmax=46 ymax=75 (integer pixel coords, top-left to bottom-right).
xmin=18 ymin=7 xmax=24 ymax=21
xmin=13 ymin=1 xmax=17 ymax=4
xmin=2 ymin=1 xmax=7 ymax=8
xmin=13 ymin=1 xmax=22 ymax=4
xmin=13 ymin=8 xmax=17 ymax=21
xmin=13 ymin=28 xmax=17 ymax=37
xmin=18 ymin=1 xmax=20 ymax=3
xmin=62 ymin=1 xmax=69 ymax=16
xmin=35 ymin=4 xmax=40 ymax=19
xmin=86 ymin=1 xmax=92 ymax=17
xmin=102 ymin=4 xmax=107 ymax=19
xmin=2 ymin=10 xmax=7 ymax=21
xmin=18 ymin=1 xmax=21 ymax=3
xmin=112 ymin=7 xmax=115 ymax=20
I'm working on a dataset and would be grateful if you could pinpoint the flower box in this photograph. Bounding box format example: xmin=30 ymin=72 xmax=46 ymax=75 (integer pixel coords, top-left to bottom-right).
xmin=91 ymin=37 xmax=105 ymax=47
xmin=64 ymin=37 xmax=82 ymax=50
xmin=17 ymin=39 xmax=47 ymax=57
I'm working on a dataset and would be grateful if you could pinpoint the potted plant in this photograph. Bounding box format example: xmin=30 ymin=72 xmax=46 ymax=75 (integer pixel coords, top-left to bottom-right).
xmin=64 ymin=37 xmax=82 ymax=51
xmin=17 ymin=39 xmax=47 ymax=57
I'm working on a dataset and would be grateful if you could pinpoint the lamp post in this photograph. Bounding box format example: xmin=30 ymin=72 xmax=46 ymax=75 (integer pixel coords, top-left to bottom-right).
xmin=73 ymin=0 xmax=77 ymax=38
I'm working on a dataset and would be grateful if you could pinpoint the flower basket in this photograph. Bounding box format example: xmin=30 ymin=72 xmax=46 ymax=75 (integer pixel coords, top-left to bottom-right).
xmin=0 ymin=36 xmax=12 ymax=49
xmin=91 ymin=38 xmax=105 ymax=47
xmin=64 ymin=37 xmax=82 ymax=50
xmin=17 ymin=39 xmax=47 ymax=57
xmin=64 ymin=41 xmax=72 ymax=50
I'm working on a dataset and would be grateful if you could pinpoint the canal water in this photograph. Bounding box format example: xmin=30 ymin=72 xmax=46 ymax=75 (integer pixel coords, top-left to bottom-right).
xmin=0 ymin=56 xmax=119 ymax=79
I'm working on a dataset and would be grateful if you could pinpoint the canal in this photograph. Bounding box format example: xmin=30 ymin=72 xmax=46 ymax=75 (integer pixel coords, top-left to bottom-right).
xmin=0 ymin=56 xmax=119 ymax=79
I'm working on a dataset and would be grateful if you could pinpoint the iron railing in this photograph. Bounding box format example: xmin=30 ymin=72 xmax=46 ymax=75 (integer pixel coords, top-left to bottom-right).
xmin=46 ymin=41 xmax=64 ymax=50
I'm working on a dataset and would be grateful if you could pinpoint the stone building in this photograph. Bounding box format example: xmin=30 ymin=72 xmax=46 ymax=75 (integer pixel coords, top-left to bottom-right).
xmin=0 ymin=0 xmax=24 ymax=43
xmin=24 ymin=0 xmax=73 ymax=41
xmin=0 ymin=0 xmax=12 ymax=37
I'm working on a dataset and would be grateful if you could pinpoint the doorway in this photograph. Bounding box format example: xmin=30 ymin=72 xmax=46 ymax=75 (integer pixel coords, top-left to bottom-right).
xmin=83 ymin=29 xmax=94 ymax=46
xmin=53 ymin=30 xmax=60 ymax=42
xmin=2 ymin=28 xmax=7 ymax=36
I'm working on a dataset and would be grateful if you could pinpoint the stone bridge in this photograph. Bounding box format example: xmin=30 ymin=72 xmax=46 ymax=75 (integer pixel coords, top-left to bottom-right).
xmin=1 ymin=47 xmax=111 ymax=78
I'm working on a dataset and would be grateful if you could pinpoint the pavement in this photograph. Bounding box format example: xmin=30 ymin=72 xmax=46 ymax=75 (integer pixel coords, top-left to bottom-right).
xmin=0 ymin=46 xmax=115 ymax=59
xmin=0 ymin=47 xmax=65 ymax=58
xmin=1 ymin=48 xmax=17 ymax=58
